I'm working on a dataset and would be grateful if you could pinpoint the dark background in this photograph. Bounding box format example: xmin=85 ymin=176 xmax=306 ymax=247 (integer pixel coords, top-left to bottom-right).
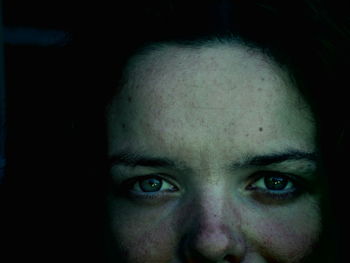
xmin=1 ymin=1 xmax=76 ymax=262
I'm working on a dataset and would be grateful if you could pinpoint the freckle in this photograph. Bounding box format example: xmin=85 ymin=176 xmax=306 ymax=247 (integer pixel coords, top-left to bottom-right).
xmin=245 ymin=133 xmax=249 ymax=137
xmin=122 ymin=123 xmax=126 ymax=129
xmin=259 ymin=127 xmax=263 ymax=132
xmin=261 ymin=77 xmax=265 ymax=81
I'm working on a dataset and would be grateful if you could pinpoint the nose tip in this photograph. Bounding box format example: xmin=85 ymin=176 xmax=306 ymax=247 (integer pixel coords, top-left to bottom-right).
xmin=183 ymin=220 xmax=245 ymax=262
xmin=179 ymin=187 xmax=246 ymax=262
xmin=196 ymin=225 xmax=231 ymax=255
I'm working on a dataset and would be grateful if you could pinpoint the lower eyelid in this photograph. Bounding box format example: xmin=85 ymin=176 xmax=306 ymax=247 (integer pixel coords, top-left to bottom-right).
xmin=249 ymin=184 xmax=303 ymax=201
xmin=258 ymin=191 xmax=299 ymax=202
xmin=126 ymin=189 xmax=181 ymax=202
xmin=128 ymin=189 xmax=164 ymax=198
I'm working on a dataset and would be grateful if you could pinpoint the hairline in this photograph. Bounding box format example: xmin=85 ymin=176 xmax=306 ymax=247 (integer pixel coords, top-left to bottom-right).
xmin=116 ymin=35 xmax=296 ymax=93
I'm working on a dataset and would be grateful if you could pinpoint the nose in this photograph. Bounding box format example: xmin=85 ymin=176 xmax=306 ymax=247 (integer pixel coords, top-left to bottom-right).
xmin=181 ymin=191 xmax=245 ymax=263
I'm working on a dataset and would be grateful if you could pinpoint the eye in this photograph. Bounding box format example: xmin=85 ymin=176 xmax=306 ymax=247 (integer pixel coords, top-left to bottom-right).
xmin=128 ymin=175 xmax=178 ymax=194
xmin=118 ymin=174 xmax=178 ymax=198
xmin=254 ymin=173 xmax=293 ymax=191
xmin=246 ymin=171 xmax=303 ymax=201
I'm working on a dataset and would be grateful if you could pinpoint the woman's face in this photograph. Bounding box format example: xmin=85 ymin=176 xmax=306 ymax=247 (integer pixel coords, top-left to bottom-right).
xmin=106 ymin=44 xmax=322 ymax=263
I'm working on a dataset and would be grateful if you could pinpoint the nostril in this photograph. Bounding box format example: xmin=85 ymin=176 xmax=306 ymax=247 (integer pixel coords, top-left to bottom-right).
xmin=224 ymin=254 xmax=242 ymax=263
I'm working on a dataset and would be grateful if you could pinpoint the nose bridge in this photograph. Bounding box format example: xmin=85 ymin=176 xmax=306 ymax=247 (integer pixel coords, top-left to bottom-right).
xmin=197 ymin=185 xmax=235 ymax=224
xmin=195 ymin=186 xmax=241 ymax=240
xmin=183 ymin=184 xmax=245 ymax=261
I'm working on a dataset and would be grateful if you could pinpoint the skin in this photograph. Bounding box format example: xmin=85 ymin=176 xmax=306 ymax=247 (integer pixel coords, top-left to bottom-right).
xmin=106 ymin=43 xmax=322 ymax=263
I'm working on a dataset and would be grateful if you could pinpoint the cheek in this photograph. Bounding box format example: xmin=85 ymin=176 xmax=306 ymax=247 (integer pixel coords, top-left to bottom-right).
xmin=110 ymin=203 xmax=179 ymax=263
xmin=245 ymin=202 xmax=322 ymax=262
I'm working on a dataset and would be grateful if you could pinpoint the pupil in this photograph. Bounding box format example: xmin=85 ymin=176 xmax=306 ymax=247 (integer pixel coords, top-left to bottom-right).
xmin=140 ymin=178 xmax=162 ymax=192
xmin=264 ymin=175 xmax=288 ymax=190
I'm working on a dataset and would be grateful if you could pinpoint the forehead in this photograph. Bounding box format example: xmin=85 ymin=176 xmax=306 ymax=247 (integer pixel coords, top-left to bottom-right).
xmin=123 ymin=43 xmax=292 ymax=101
xmin=107 ymin=44 xmax=315 ymax=157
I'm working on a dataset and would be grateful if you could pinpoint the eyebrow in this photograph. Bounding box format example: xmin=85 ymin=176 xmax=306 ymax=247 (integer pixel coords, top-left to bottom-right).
xmin=109 ymin=149 xmax=318 ymax=170
xmin=109 ymin=152 xmax=179 ymax=169
xmin=233 ymin=149 xmax=318 ymax=169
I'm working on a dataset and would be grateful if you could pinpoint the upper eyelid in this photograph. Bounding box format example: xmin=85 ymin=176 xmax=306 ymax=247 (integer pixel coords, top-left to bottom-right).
xmin=251 ymin=167 xmax=314 ymax=180
xmin=111 ymin=165 xmax=180 ymax=178
xmin=248 ymin=171 xmax=304 ymax=185
xmin=253 ymin=174 xmax=294 ymax=186
xmin=266 ymin=164 xmax=316 ymax=177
